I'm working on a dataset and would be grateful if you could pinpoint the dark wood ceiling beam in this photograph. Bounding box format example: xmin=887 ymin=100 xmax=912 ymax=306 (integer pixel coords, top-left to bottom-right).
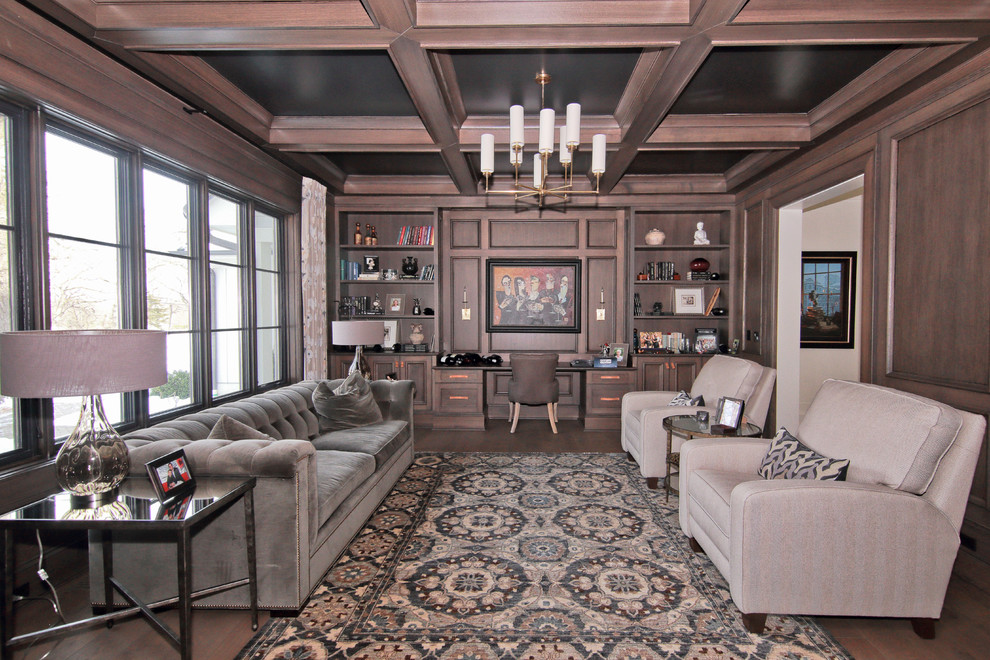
xmin=343 ymin=174 xmax=460 ymax=196
xmin=614 ymin=49 xmax=672 ymax=130
xmin=270 ymin=116 xmax=435 ymax=151
xmin=648 ymin=114 xmax=811 ymax=145
xmin=429 ymin=52 xmax=467 ymax=126
xmin=363 ymin=0 xmax=416 ymax=32
xmin=50 ymin=0 xmax=375 ymax=29
xmin=724 ymin=150 xmax=796 ymax=191
xmin=732 ymin=0 xmax=990 ymax=24
xmin=414 ymin=0 xmax=692 ymax=27
xmin=283 ymin=153 xmax=347 ymax=193
xmin=611 ymin=174 xmax=727 ymax=195
xmin=387 ymin=35 xmax=476 ymax=193
xmin=707 ymin=22 xmax=990 ymax=46
xmin=412 ymin=26 xmax=687 ymax=49
xmin=93 ymin=28 xmax=396 ymax=51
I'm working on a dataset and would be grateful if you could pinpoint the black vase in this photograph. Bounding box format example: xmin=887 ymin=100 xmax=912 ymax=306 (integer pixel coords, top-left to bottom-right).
xmin=402 ymin=256 xmax=418 ymax=277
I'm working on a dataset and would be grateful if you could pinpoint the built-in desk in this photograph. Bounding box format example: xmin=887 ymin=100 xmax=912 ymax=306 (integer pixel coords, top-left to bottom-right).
xmin=432 ymin=364 xmax=638 ymax=431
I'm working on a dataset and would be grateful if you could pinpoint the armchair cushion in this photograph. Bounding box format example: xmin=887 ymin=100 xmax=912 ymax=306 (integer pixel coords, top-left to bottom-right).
xmin=313 ymin=372 xmax=383 ymax=432
xmin=758 ymin=428 xmax=849 ymax=481
xmin=799 ymin=380 xmax=962 ymax=494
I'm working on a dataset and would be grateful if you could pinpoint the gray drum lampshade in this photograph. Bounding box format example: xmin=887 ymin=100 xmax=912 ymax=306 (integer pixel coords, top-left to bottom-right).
xmin=0 ymin=329 xmax=168 ymax=397
xmin=331 ymin=320 xmax=385 ymax=347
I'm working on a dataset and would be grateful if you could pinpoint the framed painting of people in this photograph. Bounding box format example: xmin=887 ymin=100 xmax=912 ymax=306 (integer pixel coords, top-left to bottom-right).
xmin=486 ymin=259 xmax=581 ymax=333
xmin=801 ymin=251 xmax=856 ymax=348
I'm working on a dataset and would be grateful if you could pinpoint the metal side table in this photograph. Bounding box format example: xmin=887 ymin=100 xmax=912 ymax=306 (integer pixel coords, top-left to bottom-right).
xmin=662 ymin=415 xmax=762 ymax=502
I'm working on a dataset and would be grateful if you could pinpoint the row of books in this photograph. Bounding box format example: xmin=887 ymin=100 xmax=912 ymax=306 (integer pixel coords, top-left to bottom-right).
xmin=636 ymin=330 xmax=691 ymax=352
xmin=396 ymin=225 xmax=434 ymax=246
xmin=417 ymin=264 xmax=436 ymax=280
xmin=641 ymin=261 xmax=676 ymax=280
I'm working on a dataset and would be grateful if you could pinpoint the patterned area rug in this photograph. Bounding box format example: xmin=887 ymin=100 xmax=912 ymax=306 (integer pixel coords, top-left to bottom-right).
xmin=237 ymin=453 xmax=850 ymax=659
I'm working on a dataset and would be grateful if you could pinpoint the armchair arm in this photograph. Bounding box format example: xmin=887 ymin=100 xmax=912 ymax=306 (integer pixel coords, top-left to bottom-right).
xmin=621 ymin=390 xmax=677 ymax=418
xmin=728 ymin=479 xmax=960 ymax=618
xmin=679 ymin=437 xmax=769 ymax=535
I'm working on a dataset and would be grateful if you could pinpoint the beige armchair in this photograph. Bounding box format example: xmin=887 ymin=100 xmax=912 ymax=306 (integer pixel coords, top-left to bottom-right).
xmin=621 ymin=355 xmax=776 ymax=488
xmin=679 ymin=379 xmax=985 ymax=638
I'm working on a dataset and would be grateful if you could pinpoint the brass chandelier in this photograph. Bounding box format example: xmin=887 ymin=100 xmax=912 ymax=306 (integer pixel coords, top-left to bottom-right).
xmin=480 ymin=72 xmax=606 ymax=207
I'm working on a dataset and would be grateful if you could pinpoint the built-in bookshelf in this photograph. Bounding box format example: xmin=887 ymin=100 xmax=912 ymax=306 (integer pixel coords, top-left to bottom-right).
xmin=333 ymin=210 xmax=440 ymax=351
xmin=630 ymin=210 xmax=732 ymax=355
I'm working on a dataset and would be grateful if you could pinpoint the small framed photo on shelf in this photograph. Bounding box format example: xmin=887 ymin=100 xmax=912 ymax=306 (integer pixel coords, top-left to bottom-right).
xmin=712 ymin=396 xmax=745 ymax=434
xmin=611 ymin=342 xmax=629 ymax=367
xmin=145 ymin=448 xmax=195 ymax=503
xmin=673 ymin=287 xmax=705 ymax=314
xmin=386 ymin=293 xmax=405 ymax=315
xmin=363 ymin=255 xmax=380 ymax=274
xmin=382 ymin=319 xmax=399 ymax=347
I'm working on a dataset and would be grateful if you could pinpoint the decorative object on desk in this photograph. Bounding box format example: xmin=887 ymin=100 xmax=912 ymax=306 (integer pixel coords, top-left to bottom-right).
xmin=651 ymin=301 xmax=664 ymax=315
xmin=801 ymin=251 xmax=857 ymax=349
xmin=712 ymin=396 xmax=745 ymax=433
xmin=145 ymin=448 xmax=195 ymax=504
xmin=409 ymin=323 xmax=425 ymax=345
xmin=645 ymin=228 xmax=666 ymax=245
xmin=382 ymin=319 xmax=398 ymax=348
xmin=363 ymin=255 xmax=379 ymax=274
xmin=673 ymin=287 xmax=705 ymax=314
xmin=411 ymin=298 xmax=422 ymax=315
xmin=729 ymin=338 xmax=740 ymax=354
xmin=401 ymin=255 xmax=419 ymax=277
xmin=689 ymin=257 xmax=710 ymax=272
xmin=483 ymin=354 xmax=503 ymax=365
xmin=331 ymin=320 xmax=385 ymax=379
xmin=386 ymin=293 xmax=405 ymax=315
xmin=694 ymin=327 xmax=719 ymax=354
xmin=383 ymin=268 xmax=398 ymax=280
xmin=0 ymin=329 xmax=166 ymax=501
xmin=486 ymin=258 xmax=581 ymax=333
xmin=593 ymin=356 xmax=617 ymax=368
xmin=611 ymin=343 xmax=629 ymax=367
xmin=600 ymin=343 xmax=610 ymax=357
xmin=693 ymin=221 xmax=710 ymax=245
xmin=704 ymin=287 xmax=721 ymax=316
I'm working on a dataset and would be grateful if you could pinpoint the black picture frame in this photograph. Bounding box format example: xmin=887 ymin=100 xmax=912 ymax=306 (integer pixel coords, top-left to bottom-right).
xmin=486 ymin=258 xmax=581 ymax=333
xmin=145 ymin=448 xmax=196 ymax=503
xmin=801 ymin=251 xmax=856 ymax=349
xmin=713 ymin=396 xmax=745 ymax=433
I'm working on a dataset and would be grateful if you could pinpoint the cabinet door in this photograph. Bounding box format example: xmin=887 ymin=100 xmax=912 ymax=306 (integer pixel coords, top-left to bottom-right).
xmin=667 ymin=356 xmax=706 ymax=391
xmin=369 ymin=355 xmax=399 ymax=381
xmin=639 ymin=357 xmax=668 ymax=391
xmin=399 ymin=356 xmax=432 ymax=409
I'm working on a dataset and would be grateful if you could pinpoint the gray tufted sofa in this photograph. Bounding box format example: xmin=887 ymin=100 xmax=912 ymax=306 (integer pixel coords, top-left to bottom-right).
xmin=88 ymin=378 xmax=415 ymax=613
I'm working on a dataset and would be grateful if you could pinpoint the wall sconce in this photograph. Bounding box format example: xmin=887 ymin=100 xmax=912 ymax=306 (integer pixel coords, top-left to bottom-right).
xmin=596 ymin=287 xmax=606 ymax=321
xmin=461 ymin=287 xmax=471 ymax=320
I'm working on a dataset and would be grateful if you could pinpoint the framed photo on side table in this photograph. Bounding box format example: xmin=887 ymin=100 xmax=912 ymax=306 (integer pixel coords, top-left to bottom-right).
xmin=146 ymin=448 xmax=196 ymax=503
xmin=712 ymin=396 xmax=745 ymax=434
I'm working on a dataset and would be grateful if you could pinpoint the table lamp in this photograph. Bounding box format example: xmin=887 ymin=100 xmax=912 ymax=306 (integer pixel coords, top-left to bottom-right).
xmin=331 ymin=320 xmax=385 ymax=379
xmin=0 ymin=329 xmax=167 ymax=503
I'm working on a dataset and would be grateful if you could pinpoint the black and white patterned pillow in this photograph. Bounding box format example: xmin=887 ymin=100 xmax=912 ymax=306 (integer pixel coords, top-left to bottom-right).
xmin=758 ymin=428 xmax=850 ymax=481
xmin=669 ymin=391 xmax=705 ymax=407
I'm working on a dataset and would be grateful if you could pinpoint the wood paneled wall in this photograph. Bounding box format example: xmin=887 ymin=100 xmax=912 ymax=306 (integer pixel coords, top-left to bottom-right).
xmin=441 ymin=208 xmax=627 ymax=357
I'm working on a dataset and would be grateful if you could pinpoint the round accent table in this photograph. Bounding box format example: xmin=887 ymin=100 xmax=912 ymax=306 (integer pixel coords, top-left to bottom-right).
xmin=662 ymin=415 xmax=762 ymax=502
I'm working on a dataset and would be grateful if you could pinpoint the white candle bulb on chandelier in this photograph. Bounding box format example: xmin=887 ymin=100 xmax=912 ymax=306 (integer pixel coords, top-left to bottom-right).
xmin=509 ymin=105 xmax=524 ymax=149
xmin=566 ymin=103 xmax=581 ymax=147
xmin=539 ymin=108 xmax=555 ymax=154
xmin=480 ymin=133 xmax=495 ymax=175
xmin=559 ymin=126 xmax=571 ymax=165
xmin=592 ymin=134 xmax=607 ymax=175
xmin=533 ymin=153 xmax=542 ymax=188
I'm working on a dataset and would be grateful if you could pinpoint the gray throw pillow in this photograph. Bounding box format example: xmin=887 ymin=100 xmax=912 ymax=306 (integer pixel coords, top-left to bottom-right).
xmin=669 ymin=390 xmax=705 ymax=407
xmin=207 ymin=414 xmax=274 ymax=441
xmin=758 ymin=428 xmax=850 ymax=481
xmin=313 ymin=372 xmax=383 ymax=432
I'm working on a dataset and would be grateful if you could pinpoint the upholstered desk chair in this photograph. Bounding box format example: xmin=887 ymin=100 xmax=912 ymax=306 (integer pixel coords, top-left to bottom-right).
xmin=507 ymin=353 xmax=560 ymax=434
xmin=679 ymin=379 xmax=985 ymax=638
xmin=621 ymin=355 xmax=776 ymax=488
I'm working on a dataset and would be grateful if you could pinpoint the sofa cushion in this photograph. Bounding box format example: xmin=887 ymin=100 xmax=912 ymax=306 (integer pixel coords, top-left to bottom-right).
xmin=798 ymin=379 xmax=963 ymax=494
xmin=758 ymin=428 xmax=849 ymax=481
xmin=689 ymin=355 xmax=763 ymax=404
xmin=207 ymin=414 xmax=275 ymax=441
xmin=315 ymin=450 xmax=376 ymax=527
xmin=310 ymin=420 xmax=410 ymax=469
xmin=313 ymin=373 xmax=384 ymax=432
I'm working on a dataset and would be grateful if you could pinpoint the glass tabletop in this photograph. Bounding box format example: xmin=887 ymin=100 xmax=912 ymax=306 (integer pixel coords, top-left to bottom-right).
xmin=663 ymin=414 xmax=762 ymax=438
xmin=0 ymin=477 xmax=252 ymax=527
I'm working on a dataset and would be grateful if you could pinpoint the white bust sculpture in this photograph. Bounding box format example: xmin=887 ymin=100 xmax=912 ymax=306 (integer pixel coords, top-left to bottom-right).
xmin=693 ymin=221 xmax=710 ymax=245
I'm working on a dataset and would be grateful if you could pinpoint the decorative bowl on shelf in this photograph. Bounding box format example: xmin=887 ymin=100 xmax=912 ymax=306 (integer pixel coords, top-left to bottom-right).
xmin=645 ymin=228 xmax=666 ymax=245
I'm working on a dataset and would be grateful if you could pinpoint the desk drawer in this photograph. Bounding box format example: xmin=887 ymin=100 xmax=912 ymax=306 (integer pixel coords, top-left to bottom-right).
xmin=434 ymin=383 xmax=484 ymax=414
xmin=586 ymin=385 xmax=632 ymax=413
xmin=586 ymin=370 xmax=637 ymax=386
xmin=434 ymin=369 xmax=483 ymax=384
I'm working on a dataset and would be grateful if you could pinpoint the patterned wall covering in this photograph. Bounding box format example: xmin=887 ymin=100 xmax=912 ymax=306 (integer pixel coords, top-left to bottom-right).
xmin=301 ymin=177 xmax=328 ymax=380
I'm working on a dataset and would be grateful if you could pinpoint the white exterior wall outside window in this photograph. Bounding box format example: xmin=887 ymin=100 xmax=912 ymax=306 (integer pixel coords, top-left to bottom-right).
xmin=255 ymin=210 xmax=281 ymax=385
xmin=0 ymin=113 xmax=16 ymax=456
xmin=208 ymin=193 xmax=244 ymax=397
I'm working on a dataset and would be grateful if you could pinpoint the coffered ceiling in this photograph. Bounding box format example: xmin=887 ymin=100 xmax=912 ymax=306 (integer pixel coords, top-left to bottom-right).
xmin=22 ymin=0 xmax=990 ymax=197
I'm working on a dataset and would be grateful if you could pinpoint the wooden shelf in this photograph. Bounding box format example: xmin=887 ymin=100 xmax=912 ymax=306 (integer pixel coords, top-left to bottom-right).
xmin=341 ymin=279 xmax=435 ymax=284
xmin=634 ymin=315 xmax=728 ymax=320
xmin=634 ymin=279 xmax=727 ymax=285
xmin=634 ymin=244 xmax=730 ymax=250
xmin=340 ymin=244 xmax=433 ymax=251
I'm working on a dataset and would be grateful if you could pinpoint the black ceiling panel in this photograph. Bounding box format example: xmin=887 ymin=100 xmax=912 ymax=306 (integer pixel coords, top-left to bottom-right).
xmin=199 ymin=51 xmax=418 ymax=116
xmin=671 ymin=45 xmax=896 ymax=115
xmin=451 ymin=49 xmax=642 ymax=115
xmin=325 ymin=152 xmax=451 ymax=176
xmin=626 ymin=151 xmax=751 ymax=175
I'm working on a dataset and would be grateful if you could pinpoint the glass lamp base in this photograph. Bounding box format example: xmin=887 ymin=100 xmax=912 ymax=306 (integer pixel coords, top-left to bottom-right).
xmin=349 ymin=345 xmax=372 ymax=380
xmin=55 ymin=394 xmax=130 ymax=496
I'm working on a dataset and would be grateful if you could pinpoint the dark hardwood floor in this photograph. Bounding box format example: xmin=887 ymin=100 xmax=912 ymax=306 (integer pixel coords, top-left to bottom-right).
xmin=11 ymin=421 xmax=990 ymax=659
